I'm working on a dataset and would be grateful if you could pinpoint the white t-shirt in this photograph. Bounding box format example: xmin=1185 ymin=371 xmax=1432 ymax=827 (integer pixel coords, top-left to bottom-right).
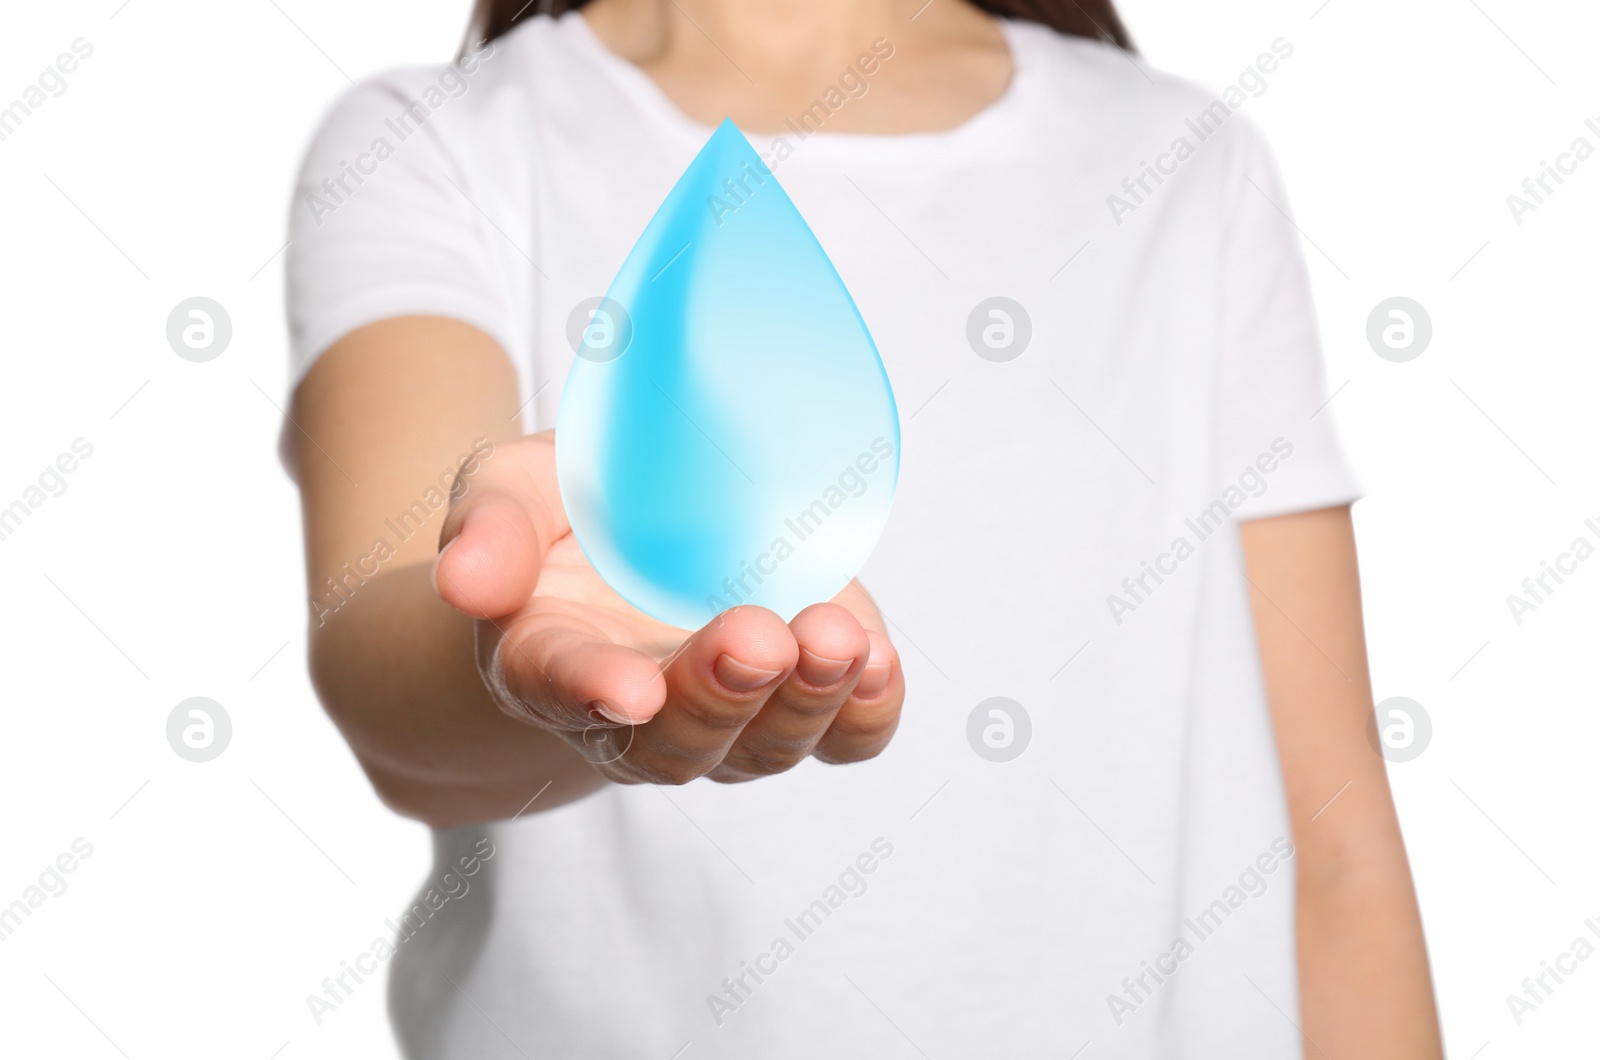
xmin=287 ymin=14 xmax=1359 ymax=1058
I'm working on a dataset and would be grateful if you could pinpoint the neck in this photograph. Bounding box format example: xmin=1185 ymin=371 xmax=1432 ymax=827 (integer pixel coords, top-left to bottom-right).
xmin=591 ymin=0 xmax=917 ymax=64
xmin=581 ymin=0 xmax=1011 ymax=136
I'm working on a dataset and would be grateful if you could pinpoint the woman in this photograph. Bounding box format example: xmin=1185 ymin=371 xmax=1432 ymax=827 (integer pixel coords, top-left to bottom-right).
xmin=286 ymin=0 xmax=1444 ymax=1055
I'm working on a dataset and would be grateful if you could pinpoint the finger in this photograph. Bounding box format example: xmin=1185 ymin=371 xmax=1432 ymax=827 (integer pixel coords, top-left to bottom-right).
xmin=713 ymin=603 xmax=870 ymax=780
xmin=490 ymin=609 xmax=668 ymax=731
xmin=433 ymin=432 xmax=565 ymax=620
xmin=617 ymin=606 xmax=797 ymax=783
xmin=814 ymin=629 xmax=904 ymax=765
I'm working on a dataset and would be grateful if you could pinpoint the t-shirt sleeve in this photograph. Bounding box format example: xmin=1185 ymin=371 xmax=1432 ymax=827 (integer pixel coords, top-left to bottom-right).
xmin=1213 ymin=119 xmax=1361 ymax=521
xmin=284 ymin=75 xmax=510 ymax=387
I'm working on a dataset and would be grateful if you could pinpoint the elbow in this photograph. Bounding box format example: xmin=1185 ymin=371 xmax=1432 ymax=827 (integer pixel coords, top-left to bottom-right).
xmin=306 ymin=627 xmax=447 ymax=825
xmin=361 ymin=763 xmax=473 ymax=829
xmin=306 ymin=621 xmax=399 ymax=770
xmin=1292 ymin=817 xmax=1415 ymax=900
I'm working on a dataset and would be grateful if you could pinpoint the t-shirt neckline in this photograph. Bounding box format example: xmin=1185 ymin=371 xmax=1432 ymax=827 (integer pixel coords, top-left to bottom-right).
xmin=562 ymin=10 xmax=1034 ymax=161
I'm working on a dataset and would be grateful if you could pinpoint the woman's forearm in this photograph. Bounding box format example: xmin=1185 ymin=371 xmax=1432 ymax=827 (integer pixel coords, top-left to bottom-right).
xmin=1295 ymin=821 xmax=1441 ymax=1058
xmin=1241 ymin=506 xmax=1442 ymax=1058
xmin=292 ymin=319 xmax=608 ymax=827
xmin=309 ymin=562 xmax=606 ymax=826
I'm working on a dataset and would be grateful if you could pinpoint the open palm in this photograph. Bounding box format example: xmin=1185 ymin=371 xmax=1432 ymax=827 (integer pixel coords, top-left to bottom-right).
xmin=432 ymin=432 xmax=904 ymax=784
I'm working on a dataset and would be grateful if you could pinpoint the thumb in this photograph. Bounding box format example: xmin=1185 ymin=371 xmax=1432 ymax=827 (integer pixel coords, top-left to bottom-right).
xmin=433 ymin=431 xmax=566 ymax=620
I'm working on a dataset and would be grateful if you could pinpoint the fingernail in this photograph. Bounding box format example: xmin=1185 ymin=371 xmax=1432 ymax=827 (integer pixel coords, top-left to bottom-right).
xmin=430 ymin=537 xmax=458 ymax=596
xmin=796 ymin=648 xmax=852 ymax=687
xmin=588 ymin=701 xmax=633 ymax=726
xmin=714 ymin=654 xmax=784 ymax=692
xmin=855 ymin=663 xmax=892 ymax=698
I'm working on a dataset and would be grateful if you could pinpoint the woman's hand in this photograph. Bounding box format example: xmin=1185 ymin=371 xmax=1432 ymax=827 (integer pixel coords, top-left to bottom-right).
xmin=432 ymin=431 xmax=906 ymax=785
xmin=294 ymin=318 xmax=897 ymax=824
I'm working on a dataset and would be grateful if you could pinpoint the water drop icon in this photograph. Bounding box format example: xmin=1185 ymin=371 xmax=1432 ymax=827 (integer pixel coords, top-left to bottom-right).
xmin=557 ymin=119 xmax=901 ymax=631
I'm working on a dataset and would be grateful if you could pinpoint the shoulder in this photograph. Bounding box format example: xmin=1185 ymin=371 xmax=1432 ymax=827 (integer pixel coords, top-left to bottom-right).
xmin=1006 ymin=19 xmax=1294 ymax=232
xmin=296 ymin=16 xmax=568 ymax=167
xmin=301 ymin=43 xmax=501 ymax=151
xmin=1008 ymin=19 xmax=1284 ymax=162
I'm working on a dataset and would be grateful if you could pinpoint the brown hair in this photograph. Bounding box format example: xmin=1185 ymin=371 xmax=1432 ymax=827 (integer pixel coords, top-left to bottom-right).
xmin=468 ymin=0 xmax=1133 ymax=52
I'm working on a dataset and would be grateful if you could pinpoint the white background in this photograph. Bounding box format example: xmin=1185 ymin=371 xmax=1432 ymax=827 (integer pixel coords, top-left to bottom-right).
xmin=1 ymin=0 xmax=1595 ymax=1057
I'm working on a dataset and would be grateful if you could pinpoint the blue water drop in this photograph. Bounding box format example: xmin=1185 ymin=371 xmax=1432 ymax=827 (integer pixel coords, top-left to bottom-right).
xmin=557 ymin=119 xmax=901 ymax=631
